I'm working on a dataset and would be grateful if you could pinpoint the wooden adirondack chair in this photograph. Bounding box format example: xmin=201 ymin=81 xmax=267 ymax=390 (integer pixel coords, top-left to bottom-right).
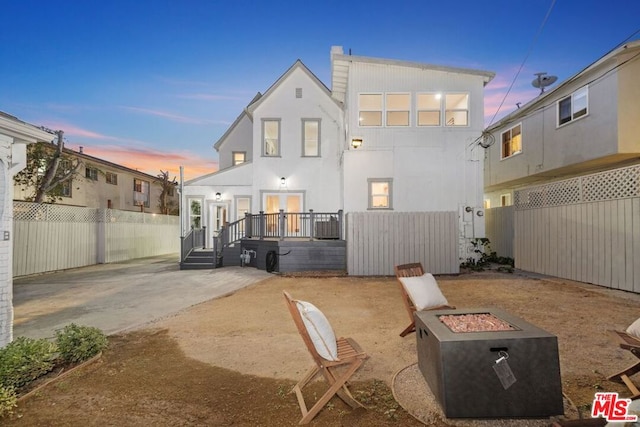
xmin=394 ymin=263 xmax=454 ymax=337
xmin=607 ymin=329 xmax=640 ymax=398
xmin=283 ymin=291 xmax=369 ymax=424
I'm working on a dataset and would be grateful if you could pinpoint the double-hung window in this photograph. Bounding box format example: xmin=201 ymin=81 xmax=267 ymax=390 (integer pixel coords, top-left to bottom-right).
xmin=262 ymin=119 xmax=280 ymax=156
xmin=133 ymin=178 xmax=150 ymax=208
xmin=386 ymin=93 xmax=410 ymax=126
xmin=302 ymin=119 xmax=320 ymax=156
xmin=445 ymin=93 xmax=469 ymax=126
xmin=85 ymin=167 xmax=98 ymax=181
xmin=558 ymin=86 xmax=588 ymax=126
xmin=501 ymin=124 xmax=522 ymax=159
xmin=358 ymin=94 xmax=383 ymax=126
xmin=417 ymin=93 xmax=442 ymax=126
xmin=106 ymin=172 xmax=118 ymax=185
xmin=368 ymin=178 xmax=393 ymax=210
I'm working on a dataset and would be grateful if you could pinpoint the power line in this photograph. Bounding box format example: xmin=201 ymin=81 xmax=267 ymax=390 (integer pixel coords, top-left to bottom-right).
xmin=487 ymin=0 xmax=556 ymax=127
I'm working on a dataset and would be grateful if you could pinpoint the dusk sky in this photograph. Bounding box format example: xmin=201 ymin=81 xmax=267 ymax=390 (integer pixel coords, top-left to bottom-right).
xmin=2 ymin=1 xmax=639 ymax=181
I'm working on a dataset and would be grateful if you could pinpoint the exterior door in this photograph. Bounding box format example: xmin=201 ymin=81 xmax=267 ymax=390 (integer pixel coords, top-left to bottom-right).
xmin=263 ymin=193 xmax=303 ymax=236
xmin=207 ymin=201 xmax=227 ymax=248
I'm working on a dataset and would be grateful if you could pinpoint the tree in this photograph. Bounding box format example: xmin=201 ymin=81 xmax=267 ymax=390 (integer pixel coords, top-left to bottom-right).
xmin=156 ymin=170 xmax=178 ymax=215
xmin=13 ymin=130 xmax=83 ymax=203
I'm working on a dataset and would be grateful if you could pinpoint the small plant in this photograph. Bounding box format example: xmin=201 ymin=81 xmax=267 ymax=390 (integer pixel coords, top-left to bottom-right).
xmin=55 ymin=324 xmax=108 ymax=364
xmin=0 ymin=385 xmax=17 ymax=417
xmin=0 ymin=336 xmax=57 ymax=390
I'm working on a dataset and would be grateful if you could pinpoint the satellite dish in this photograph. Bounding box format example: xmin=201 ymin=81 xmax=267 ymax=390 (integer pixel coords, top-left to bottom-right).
xmin=532 ymin=72 xmax=557 ymax=94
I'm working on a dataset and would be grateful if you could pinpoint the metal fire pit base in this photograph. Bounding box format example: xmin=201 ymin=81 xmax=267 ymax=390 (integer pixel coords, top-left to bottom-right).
xmin=415 ymin=307 xmax=564 ymax=419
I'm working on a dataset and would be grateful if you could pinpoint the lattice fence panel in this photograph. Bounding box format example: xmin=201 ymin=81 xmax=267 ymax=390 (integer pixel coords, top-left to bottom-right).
xmin=515 ymin=164 xmax=640 ymax=209
xmin=14 ymin=202 xmax=100 ymax=222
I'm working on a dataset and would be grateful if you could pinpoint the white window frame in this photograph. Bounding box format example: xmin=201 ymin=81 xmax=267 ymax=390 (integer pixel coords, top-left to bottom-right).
xmin=188 ymin=197 xmax=203 ymax=229
xmin=367 ymin=178 xmax=393 ymax=210
xmin=444 ymin=93 xmax=469 ymax=127
xmin=417 ymin=93 xmax=442 ymax=126
xmin=385 ymin=93 xmax=410 ymax=127
xmin=262 ymin=119 xmax=281 ymax=157
xmin=501 ymin=123 xmax=522 ymax=159
xmin=133 ymin=178 xmax=150 ymax=208
xmin=232 ymin=151 xmax=246 ymax=166
xmin=557 ymin=86 xmax=588 ymax=127
xmin=302 ymin=118 xmax=321 ymax=157
xmin=358 ymin=93 xmax=383 ymax=127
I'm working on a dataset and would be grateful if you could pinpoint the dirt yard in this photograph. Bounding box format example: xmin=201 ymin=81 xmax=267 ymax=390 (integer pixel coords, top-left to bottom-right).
xmin=4 ymin=270 xmax=640 ymax=426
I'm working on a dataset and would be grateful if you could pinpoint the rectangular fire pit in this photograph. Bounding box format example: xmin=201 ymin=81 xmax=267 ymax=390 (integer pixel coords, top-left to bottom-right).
xmin=415 ymin=307 xmax=563 ymax=418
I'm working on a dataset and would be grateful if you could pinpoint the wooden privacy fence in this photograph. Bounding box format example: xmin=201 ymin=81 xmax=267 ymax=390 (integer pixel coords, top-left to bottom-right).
xmin=13 ymin=202 xmax=179 ymax=277
xmin=345 ymin=211 xmax=459 ymax=276
xmin=485 ymin=206 xmax=515 ymax=259
xmin=513 ymin=164 xmax=640 ymax=292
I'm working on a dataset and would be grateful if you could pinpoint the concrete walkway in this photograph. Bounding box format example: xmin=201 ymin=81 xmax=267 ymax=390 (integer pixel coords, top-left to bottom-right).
xmin=12 ymin=254 xmax=273 ymax=340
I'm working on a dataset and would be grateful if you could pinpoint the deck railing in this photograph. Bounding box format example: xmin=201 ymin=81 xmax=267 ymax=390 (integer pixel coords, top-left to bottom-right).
xmin=180 ymin=226 xmax=206 ymax=260
xmin=220 ymin=209 xmax=343 ymax=247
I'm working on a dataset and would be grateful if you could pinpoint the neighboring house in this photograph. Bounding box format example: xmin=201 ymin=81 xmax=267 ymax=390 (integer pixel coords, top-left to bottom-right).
xmin=0 ymin=112 xmax=54 ymax=347
xmin=483 ymin=40 xmax=640 ymax=290
xmin=14 ymin=144 xmax=179 ymax=215
xmin=182 ymin=47 xmax=494 ymax=274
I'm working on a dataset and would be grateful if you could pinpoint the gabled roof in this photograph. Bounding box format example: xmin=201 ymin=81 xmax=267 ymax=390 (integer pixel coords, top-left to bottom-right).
xmin=213 ymin=92 xmax=262 ymax=152
xmin=246 ymin=59 xmax=341 ymax=114
xmin=330 ymin=46 xmax=495 ymax=103
xmin=0 ymin=111 xmax=55 ymax=143
xmin=485 ymin=39 xmax=640 ymax=133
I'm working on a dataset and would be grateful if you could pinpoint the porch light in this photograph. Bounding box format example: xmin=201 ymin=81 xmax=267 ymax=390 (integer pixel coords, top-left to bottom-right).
xmin=351 ymin=137 xmax=363 ymax=149
xmin=215 ymin=192 xmax=221 ymax=201
xmin=280 ymin=177 xmax=286 ymax=186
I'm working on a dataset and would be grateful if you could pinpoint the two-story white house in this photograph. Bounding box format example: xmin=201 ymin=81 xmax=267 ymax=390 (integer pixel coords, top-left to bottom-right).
xmin=181 ymin=47 xmax=494 ymax=275
xmin=483 ymin=40 xmax=640 ymax=291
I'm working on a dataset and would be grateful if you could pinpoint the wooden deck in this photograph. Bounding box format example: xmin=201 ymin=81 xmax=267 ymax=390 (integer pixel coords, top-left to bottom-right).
xmin=222 ymin=238 xmax=346 ymax=273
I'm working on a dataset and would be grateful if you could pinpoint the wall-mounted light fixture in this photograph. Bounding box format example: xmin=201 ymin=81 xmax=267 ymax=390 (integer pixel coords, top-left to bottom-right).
xmin=465 ymin=206 xmax=473 ymax=213
xmin=351 ymin=137 xmax=363 ymax=149
xmin=215 ymin=192 xmax=221 ymax=201
xmin=280 ymin=177 xmax=286 ymax=186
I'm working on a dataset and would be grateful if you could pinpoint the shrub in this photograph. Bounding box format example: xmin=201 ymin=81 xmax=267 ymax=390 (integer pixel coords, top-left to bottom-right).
xmin=55 ymin=324 xmax=108 ymax=364
xmin=0 ymin=385 xmax=17 ymax=417
xmin=0 ymin=337 xmax=57 ymax=389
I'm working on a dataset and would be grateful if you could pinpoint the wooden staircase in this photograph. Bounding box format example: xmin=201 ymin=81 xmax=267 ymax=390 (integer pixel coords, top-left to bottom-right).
xmin=180 ymin=249 xmax=216 ymax=270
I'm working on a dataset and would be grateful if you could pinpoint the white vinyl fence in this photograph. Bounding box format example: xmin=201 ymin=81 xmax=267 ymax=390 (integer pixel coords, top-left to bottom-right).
xmin=346 ymin=211 xmax=459 ymax=276
xmin=13 ymin=202 xmax=179 ymax=277
xmin=513 ymin=164 xmax=640 ymax=292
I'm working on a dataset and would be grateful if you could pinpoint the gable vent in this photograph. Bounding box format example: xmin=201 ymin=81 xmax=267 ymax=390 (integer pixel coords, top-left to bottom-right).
xmin=295 ymin=88 xmax=302 ymax=98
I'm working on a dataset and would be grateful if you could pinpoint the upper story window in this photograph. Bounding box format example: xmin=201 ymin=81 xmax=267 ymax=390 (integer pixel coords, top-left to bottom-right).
xmin=368 ymin=178 xmax=393 ymax=210
xmin=302 ymin=119 xmax=320 ymax=156
xmin=262 ymin=119 xmax=280 ymax=156
xmin=358 ymin=94 xmax=383 ymax=126
xmin=85 ymin=167 xmax=98 ymax=181
xmin=232 ymin=151 xmax=246 ymax=166
xmin=445 ymin=93 xmax=469 ymax=126
xmin=133 ymin=178 xmax=150 ymax=208
xmin=386 ymin=93 xmax=410 ymax=126
xmin=558 ymin=86 xmax=588 ymax=126
xmin=106 ymin=172 xmax=118 ymax=185
xmin=417 ymin=93 xmax=442 ymax=126
xmin=501 ymin=124 xmax=522 ymax=159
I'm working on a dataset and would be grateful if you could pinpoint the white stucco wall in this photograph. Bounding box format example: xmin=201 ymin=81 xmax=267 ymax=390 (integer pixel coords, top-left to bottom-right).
xmin=217 ymin=114 xmax=253 ymax=170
